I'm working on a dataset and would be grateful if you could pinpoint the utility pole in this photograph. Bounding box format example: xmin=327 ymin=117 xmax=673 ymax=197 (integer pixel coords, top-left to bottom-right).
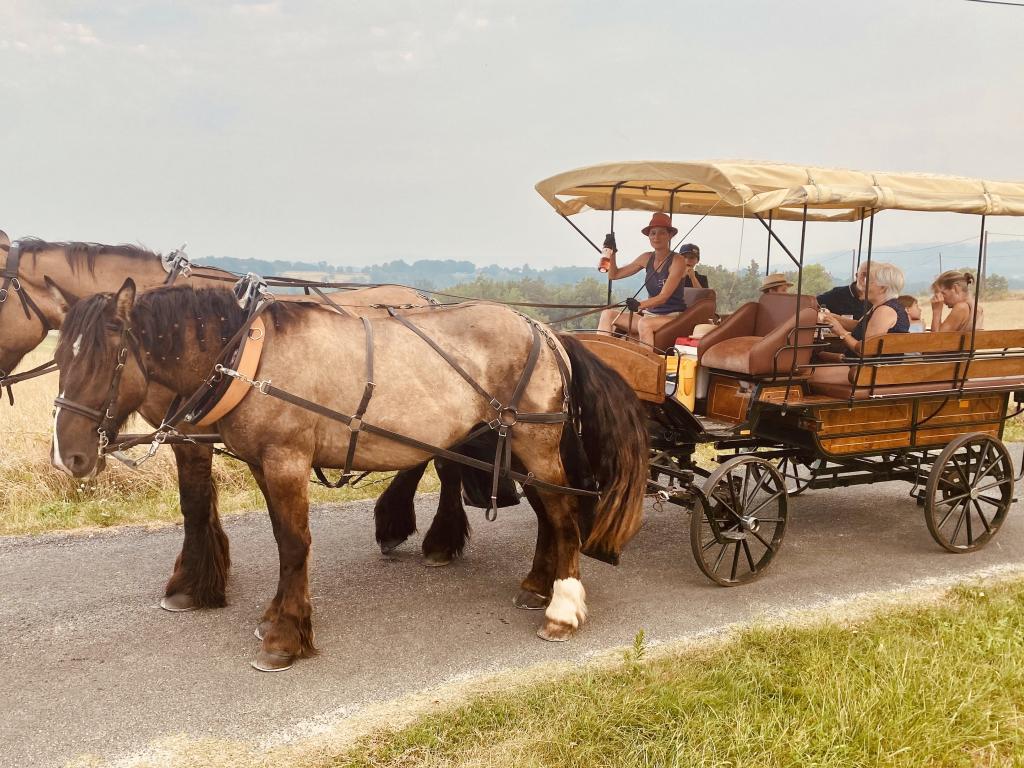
xmin=850 ymin=248 xmax=855 ymax=281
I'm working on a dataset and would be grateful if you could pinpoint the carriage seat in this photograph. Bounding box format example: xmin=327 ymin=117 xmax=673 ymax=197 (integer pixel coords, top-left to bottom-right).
xmin=807 ymin=329 xmax=1024 ymax=399
xmin=697 ymin=293 xmax=819 ymax=378
xmin=650 ymin=288 xmax=717 ymax=351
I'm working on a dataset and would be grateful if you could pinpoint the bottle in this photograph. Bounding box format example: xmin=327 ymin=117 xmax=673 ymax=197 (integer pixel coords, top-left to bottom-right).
xmin=598 ymin=233 xmax=616 ymax=273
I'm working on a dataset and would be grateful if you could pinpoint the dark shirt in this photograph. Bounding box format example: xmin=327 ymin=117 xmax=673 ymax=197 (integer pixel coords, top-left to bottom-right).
xmin=845 ymin=298 xmax=910 ymax=359
xmin=682 ymin=272 xmax=709 ymax=289
xmin=817 ymin=283 xmax=866 ymax=319
xmin=643 ymin=253 xmax=686 ymax=315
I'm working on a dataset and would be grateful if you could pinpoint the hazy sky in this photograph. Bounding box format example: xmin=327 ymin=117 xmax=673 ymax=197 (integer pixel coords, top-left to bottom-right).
xmin=2 ymin=0 xmax=1023 ymax=275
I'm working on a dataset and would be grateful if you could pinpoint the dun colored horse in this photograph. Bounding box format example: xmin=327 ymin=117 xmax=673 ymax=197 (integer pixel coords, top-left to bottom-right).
xmin=50 ymin=280 xmax=648 ymax=670
xmin=0 ymin=235 xmax=484 ymax=615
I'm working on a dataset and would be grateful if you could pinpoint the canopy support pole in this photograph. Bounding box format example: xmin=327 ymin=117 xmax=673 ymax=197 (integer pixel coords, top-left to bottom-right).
xmin=959 ymin=215 xmax=987 ymax=393
xmin=765 ymin=211 xmax=773 ymax=275
xmin=753 ymin=214 xmax=800 ymax=268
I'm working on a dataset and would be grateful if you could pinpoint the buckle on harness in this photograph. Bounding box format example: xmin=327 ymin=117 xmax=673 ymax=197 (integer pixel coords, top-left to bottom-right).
xmin=0 ymin=288 xmax=6 ymax=302
xmin=349 ymin=417 xmax=362 ymax=432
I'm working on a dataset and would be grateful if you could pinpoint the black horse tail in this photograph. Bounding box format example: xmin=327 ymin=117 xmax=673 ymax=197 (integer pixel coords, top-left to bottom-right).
xmin=558 ymin=333 xmax=649 ymax=565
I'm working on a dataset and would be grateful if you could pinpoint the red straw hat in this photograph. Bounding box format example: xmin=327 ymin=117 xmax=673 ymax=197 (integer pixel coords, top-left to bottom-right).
xmin=641 ymin=212 xmax=678 ymax=236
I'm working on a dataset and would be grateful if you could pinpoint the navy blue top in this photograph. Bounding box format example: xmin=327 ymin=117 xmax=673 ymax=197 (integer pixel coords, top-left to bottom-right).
xmin=682 ymin=272 xmax=709 ymax=289
xmin=817 ymin=283 xmax=866 ymax=320
xmin=844 ymin=299 xmax=910 ymax=360
xmin=644 ymin=253 xmax=687 ymax=315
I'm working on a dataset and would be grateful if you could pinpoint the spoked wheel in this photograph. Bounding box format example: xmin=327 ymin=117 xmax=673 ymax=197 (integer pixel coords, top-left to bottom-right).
xmin=924 ymin=433 xmax=1014 ymax=553
xmin=774 ymin=456 xmax=819 ymax=496
xmin=690 ymin=455 xmax=788 ymax=586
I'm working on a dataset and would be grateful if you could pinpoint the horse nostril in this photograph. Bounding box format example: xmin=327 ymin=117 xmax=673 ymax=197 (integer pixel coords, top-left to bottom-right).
xmin=65 ymin=452 xmax=91 ymax=476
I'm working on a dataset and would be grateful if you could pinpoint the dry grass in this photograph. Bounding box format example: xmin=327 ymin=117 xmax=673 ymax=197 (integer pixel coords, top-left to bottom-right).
xmin=1 ymin=340 xmax=438 ymax=536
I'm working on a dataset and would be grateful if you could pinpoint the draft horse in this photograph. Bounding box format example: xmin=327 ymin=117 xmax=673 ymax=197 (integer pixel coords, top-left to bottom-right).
xmin=49 ymin=280 xmax=648 ymax=671
xmin=0 ymin=234 xmax=491 ymax=617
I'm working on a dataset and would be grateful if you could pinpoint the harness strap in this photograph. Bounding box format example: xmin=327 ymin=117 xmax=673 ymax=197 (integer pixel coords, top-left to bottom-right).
xmin=386 ymin=307 xmax=500 ymax=408
xmin=315 ymin=316 xmax=377 ymax=488
xmin=1 ymin=358 xmax=59 ymax=405
xmin=1 ymin=242 xmax=53 ymax=332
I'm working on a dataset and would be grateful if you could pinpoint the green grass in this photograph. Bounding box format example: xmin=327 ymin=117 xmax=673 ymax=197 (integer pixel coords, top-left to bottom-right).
xmin=324 ymin=580 xmax=1024 ymax=768
xmin=1004 ymin=415 xmax=1024 ymax=443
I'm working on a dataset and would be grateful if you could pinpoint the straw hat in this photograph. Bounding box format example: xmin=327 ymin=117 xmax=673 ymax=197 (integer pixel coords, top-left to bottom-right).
xmin=760 ymin=273 xmax=794 ymax=293
xmin=690 ymin=323 xmax=716 ymax=339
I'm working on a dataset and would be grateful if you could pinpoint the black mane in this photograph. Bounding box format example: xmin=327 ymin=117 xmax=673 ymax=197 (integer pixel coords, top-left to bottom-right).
xmin=20 ymin=238 xmax=160 ymax=276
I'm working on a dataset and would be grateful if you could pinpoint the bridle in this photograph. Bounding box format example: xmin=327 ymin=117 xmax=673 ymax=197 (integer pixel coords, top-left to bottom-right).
xmin=1 ymin=241 xmax=53 ymax=331
xmin=1 ymin=240 xmax=57 ymax=403
xmin=53 ymin=320 xmax=146 ymax=455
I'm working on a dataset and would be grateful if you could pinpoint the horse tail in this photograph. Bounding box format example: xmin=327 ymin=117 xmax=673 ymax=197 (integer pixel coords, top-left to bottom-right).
xmin=558 ymin=333 xmax=649 ymax=565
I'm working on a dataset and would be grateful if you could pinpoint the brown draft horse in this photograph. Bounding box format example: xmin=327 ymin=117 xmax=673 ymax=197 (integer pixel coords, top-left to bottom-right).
xmin=50 ymin=280 xmax=648 ymax=671
xmin=0 ymin=235 xmax=479 ymax=613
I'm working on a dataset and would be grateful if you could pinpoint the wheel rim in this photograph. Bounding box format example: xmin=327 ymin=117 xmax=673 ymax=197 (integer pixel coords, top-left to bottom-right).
xmin=775 ymin=456 xmax=818 ymax=496
xmin=691 ymin=456 xmax=788 ymax=585
xmin=925 ymin=434 xmax=1013 ymax=553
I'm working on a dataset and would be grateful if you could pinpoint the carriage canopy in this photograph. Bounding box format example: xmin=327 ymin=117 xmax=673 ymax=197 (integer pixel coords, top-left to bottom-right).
xmin=534 ymin=160 xmax=1024 ymax=222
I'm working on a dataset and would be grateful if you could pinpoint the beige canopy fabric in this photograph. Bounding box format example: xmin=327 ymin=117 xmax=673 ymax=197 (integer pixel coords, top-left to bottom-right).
xmin=534 ymin=160 xmax=1024 ymax=222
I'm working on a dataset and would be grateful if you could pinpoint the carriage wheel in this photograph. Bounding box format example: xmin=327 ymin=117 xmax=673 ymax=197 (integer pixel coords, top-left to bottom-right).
xmin=774 ymin=456 xmax=819 ymax=496
xmin=924 ymin=433 xmax=1014 ymax=553
xmin=690 ymin=456 xmax=788 ymax=586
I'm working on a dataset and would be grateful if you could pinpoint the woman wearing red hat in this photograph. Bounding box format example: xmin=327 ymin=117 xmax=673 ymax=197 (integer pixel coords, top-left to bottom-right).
xmin=596 ymin=212 xmax=689 ymax=348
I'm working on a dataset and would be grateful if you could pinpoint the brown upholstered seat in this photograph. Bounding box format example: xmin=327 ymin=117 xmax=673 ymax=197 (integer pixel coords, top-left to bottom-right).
xmin=698 ymin=293 xmax=819 ymax=377
xmin=650 ymin=288 xmax=717 ymax=351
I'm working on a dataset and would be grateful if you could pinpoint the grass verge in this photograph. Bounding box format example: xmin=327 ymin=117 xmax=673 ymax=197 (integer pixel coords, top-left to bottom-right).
xmin=324 ymin=579 xmax=1024 ymax=768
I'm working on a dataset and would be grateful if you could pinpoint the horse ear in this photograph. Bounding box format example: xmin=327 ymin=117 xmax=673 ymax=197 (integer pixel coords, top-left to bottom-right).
xmin=43 ymin=276 xmax=81 ymax=319
xmin=114 ymin=278 xmax=137 ymax=320
xmin=0 ymin=230 xmax=9 ymax=249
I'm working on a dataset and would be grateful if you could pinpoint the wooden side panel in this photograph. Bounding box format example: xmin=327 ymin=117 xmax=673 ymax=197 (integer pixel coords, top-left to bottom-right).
xmin=915 ymin=423 xmax=999 ymax=447
xmin=707 ymin=375 xmax=750 ymax=423
xmin=853 ymin=356 xmax=1024 ymax=386
xmin=817 ymin=402 xmax=913 ymax=436
xmin=758 ymin=385 xmax=805 ymax=404
xmin=861 ymin=331 xmax=966 ymax=355
xmin=917 ymin=395 xmax=1003 ymax=426
xmin=572 ymin=332 xmax=666 ymax=404
xmin=820 ymin=432 xmax=911 ymax=454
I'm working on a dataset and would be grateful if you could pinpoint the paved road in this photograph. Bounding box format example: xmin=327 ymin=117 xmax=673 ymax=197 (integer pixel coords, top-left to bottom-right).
xmin=2 ymin=467 xmax=1023 ymax=767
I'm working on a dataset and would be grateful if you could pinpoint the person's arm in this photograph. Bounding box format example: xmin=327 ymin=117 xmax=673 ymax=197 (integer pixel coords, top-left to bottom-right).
xmin=929 ymin=292 xmax=944 ymax=332
xmin=639 ymin=255 xmax=686 ymax=311
xmin=832 ymin=306 xmax=897 ymax=356
xmin=607 ymin=251 xmax=647 ymax=281
xmin=938 ymin=303 xmax=970 ymax=332
xmin=822 ymin=310 xmax=858 ymax=332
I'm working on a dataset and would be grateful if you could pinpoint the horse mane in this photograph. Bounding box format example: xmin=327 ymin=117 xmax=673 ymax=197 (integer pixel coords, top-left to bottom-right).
xmin=56 ymin=293 xmax=122 ymax=380
xmin=19 ymin=238 xmax=161 ymax=276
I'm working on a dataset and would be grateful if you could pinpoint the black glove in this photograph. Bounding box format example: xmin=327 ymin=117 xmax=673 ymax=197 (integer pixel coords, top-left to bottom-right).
xmin=603 ymin=233 xmax=618 ymax=252
xmin=625 ymin=297 xmax=641 ymax=313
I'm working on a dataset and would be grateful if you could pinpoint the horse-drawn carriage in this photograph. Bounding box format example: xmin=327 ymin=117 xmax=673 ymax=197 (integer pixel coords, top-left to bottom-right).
xmin=3 ymin=159 xmax=1023 ymax=671
xmin=537 ymin=160 xmax=1024 ymax=585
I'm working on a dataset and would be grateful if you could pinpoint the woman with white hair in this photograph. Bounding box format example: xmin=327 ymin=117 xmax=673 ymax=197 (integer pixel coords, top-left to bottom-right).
xmin=821 ymin=261 xmax=909 ymax=358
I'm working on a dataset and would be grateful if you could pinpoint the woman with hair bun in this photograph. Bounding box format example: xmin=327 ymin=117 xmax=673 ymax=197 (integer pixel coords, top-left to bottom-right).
xmin=930 ymin=270 xmax=984 ymax=332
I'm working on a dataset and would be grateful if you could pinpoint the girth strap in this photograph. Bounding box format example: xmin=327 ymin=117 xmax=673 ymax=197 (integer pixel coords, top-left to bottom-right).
xmin=315 ymin=316 xmax=377 ymax=488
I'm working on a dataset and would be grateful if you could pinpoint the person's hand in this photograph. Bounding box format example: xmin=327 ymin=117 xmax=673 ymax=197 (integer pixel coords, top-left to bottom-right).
xmin=931 ymin=292 xmax=944 ymax=311
xmin=625 ymin=297 xmax=641 ymax=313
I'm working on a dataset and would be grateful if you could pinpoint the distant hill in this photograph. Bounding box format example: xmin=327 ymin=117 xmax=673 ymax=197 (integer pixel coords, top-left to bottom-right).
xmin=197 ymin=238 xmax=1024 ymax=293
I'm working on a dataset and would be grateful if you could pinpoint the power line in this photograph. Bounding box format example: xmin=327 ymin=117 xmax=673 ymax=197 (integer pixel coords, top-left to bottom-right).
xmin=964 ymin=0 xmax=1024 ymax=6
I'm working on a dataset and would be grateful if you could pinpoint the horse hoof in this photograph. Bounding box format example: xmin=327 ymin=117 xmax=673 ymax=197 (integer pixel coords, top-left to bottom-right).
xmin=423 ymin=552 xmax=452 ymax=567
xmin=537 ymin=620 xmax=575 ymax=643
xmin=159 ymin=593 xmax=197 ymax=612
xmin=379 ymin=538 xmax=405 ymax=554
xmin=251 ymin=649 xmax=294 ymax=672
xmin=513 ymin=590 xmax=550 ymax=610
xmin=254 ymin=620 xmax=273 ymax=641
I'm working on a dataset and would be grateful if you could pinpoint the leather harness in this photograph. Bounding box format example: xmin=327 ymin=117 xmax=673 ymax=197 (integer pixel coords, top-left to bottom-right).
xmin=77 ymin=297 xmax=595 ymax=518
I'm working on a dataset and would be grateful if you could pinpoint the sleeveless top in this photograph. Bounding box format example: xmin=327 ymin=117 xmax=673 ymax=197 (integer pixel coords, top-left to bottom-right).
xmin=644 ymin=253 xmax=686 ymax=315
xmin=845 ymin=298 xmax=909 ymax=359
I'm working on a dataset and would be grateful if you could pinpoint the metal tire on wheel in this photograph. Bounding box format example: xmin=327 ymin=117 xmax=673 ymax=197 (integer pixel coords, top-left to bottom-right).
xmin=775 ymin=456 xmax=819 ymax=496
xmin=690 ymin=455 xmax=788 ymax=586
xmin=924 ymin=433 xmax=1014 ymax=553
